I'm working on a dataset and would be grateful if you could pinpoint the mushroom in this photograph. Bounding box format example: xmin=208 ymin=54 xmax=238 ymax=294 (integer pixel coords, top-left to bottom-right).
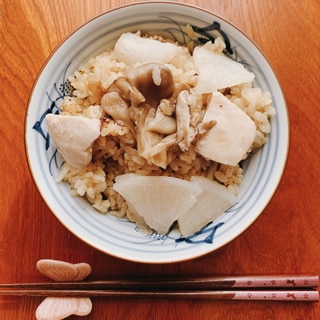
xmin=104 ymin=63 xmax=176 ymax=125
xmin=146 ymin=106 xmax=177 ymax=134
xmin=101 ymin=91 xmax=136 ymax=135
xmin=175 ymin=90 xmax=197 ymax=152
xmin=126 ymin=63 xmax=175 ymax=105
xmin=136 ymin=105 xmax=163 ymax=162
xmin=158 ymin=98 xmax=174 ymax=116
xmin=145 ymin=133 xmax=178 ymax=169
xmin=103 ymin=63 xmax=177 ymax=168
xmin=106 ymin=76 xmax=145 ymax=107
xmin=197 ymin=120 xmax=217 ymax=135
xmin=168 ymin=82 xmax=190 ymax=104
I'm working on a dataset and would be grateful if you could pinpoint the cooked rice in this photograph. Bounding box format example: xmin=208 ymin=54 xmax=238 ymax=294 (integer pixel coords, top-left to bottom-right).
xmin=57 ymin=33 xmax=275 ymax=220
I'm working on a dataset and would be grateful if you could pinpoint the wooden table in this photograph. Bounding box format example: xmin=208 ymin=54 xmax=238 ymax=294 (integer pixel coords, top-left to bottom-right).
xmin=1 ymin=0 xmax=319 ymax=319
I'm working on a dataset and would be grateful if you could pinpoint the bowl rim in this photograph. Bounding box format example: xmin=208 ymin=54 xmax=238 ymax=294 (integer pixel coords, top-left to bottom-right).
xmin=24 ymin=1 xmax=290 ymax=263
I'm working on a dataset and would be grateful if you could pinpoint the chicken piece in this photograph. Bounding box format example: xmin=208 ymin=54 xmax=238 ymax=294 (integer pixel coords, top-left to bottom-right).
xmin=101 ymin=91 xmax=135 ymax=135
xmin=195 ymin=92 xmax=256 ymax=166
xmin=46 ymin=114 xmax=100 ymax=168
xmin=126 ymin=63 xmax=175 ymax=105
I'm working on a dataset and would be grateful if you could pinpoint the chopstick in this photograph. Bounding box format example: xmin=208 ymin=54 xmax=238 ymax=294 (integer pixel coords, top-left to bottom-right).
xmin=0 ymin=289 xmax=318 ymax=301
xmin=0 ymin=274 xmax=318 ymax=302
xmin=0 ymin=274 xmax=318 ymax=290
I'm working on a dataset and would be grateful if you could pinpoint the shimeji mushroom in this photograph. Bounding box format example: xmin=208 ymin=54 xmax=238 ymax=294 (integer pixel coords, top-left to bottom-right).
xmin=102 ymin=62 xmax=177 ymax=168
xmin=126 ymin=63 xmax=175 ymax=104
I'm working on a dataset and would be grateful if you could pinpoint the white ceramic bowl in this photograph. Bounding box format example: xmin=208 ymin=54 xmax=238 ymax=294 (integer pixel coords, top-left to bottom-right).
xmin=25 ymin=2 xmax=289 ymax=263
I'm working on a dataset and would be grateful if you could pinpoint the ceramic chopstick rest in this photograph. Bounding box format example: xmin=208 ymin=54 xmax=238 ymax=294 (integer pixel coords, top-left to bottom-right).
xmin=35 ymin=259 xmax=93 ymax=320
xmin=36 ymin=259 xmax=92 ymax=281
xmin=35 ymin=297 xmax=92 ymax=320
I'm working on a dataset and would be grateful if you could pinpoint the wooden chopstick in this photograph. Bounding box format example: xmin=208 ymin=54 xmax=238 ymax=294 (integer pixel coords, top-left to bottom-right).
xmin=0 ymin=289 xmax=318 ymax=301
xmin=0 ymin=275 xmax=318 ymax=302
xmin=0 ymin=274 xmax=318 ymax=290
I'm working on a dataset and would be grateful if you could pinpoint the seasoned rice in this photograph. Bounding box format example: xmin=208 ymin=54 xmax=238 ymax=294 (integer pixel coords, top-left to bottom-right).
xmin=57 ymin=33 xmax=275 ymax=221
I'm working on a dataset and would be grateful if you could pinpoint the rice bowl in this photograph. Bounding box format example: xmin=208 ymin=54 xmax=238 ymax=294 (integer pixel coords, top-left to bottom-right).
xmin=25 ymin=2 xmax=289 ymax=263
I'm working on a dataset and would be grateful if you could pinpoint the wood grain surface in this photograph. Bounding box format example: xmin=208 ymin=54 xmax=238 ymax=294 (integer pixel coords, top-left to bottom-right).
xmin=0 ymin=0 xmax=319 ymax=319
